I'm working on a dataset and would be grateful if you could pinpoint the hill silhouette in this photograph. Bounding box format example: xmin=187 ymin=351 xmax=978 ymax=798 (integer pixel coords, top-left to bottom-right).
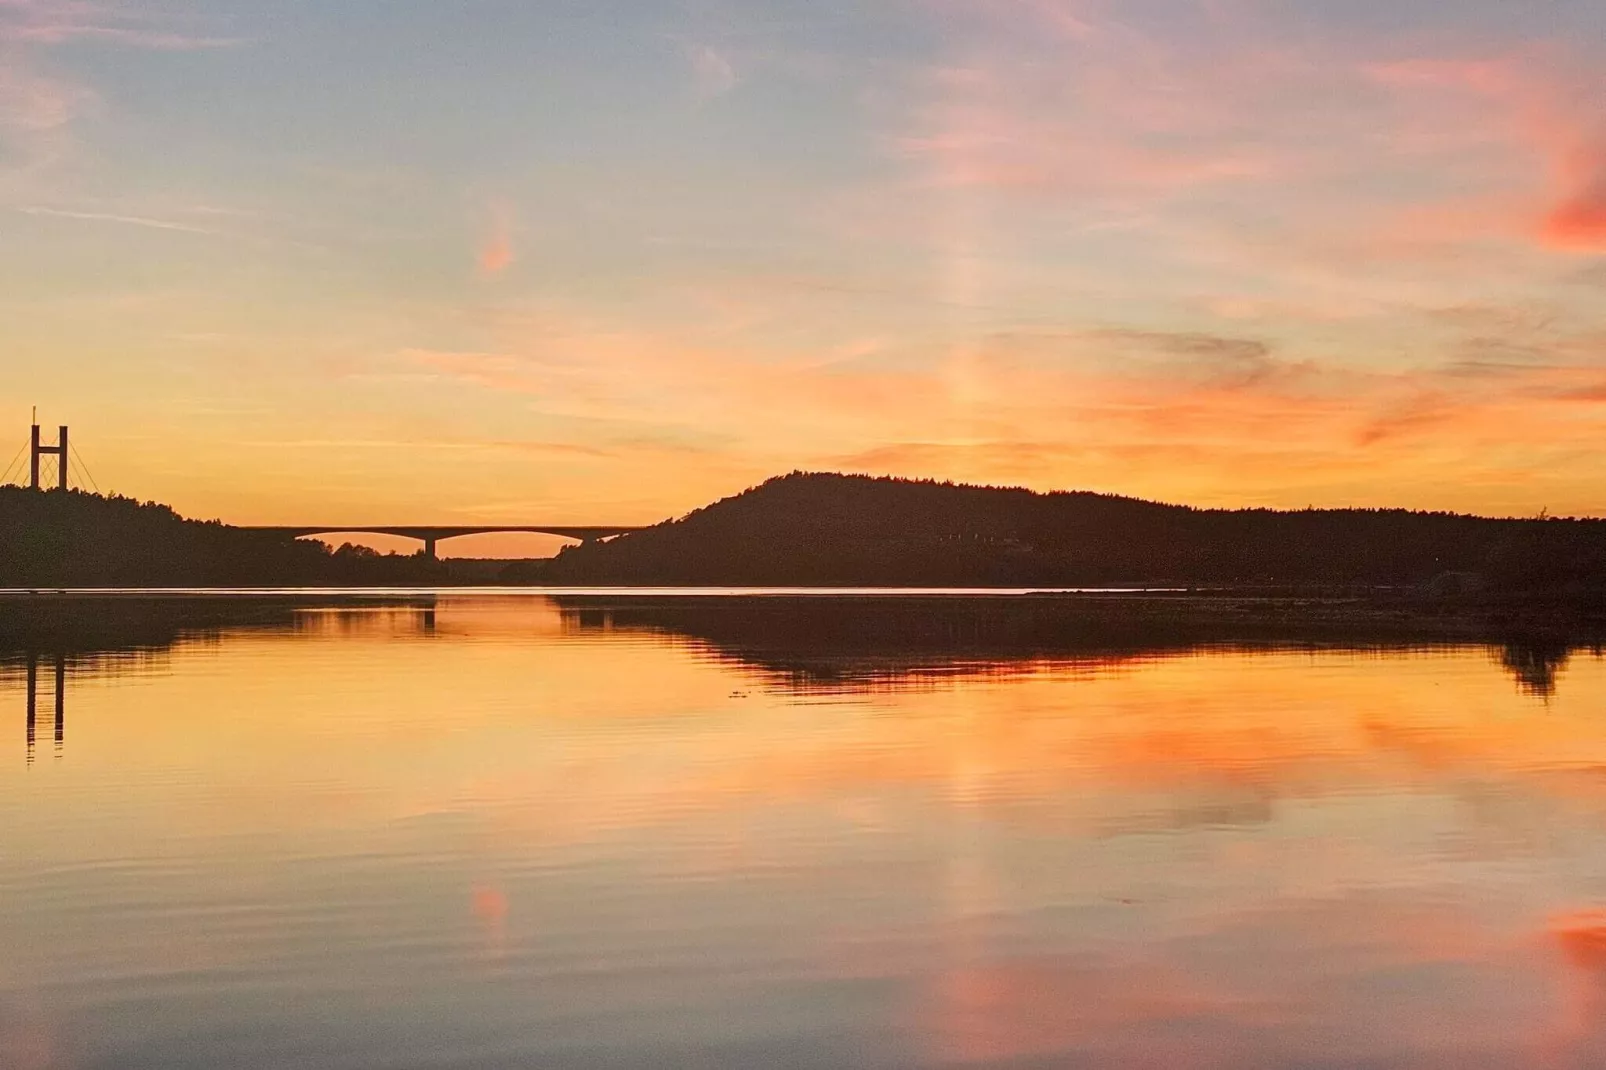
xmin=545 ymin=472 xmax=1606 ymax=591
xmin=0 ymin=487 xmax=448 ymax=587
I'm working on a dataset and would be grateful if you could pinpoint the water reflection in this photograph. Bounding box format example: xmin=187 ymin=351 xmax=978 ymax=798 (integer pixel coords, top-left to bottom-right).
xmin=2 ymin=596 xmax=443 ymax=765
xmin=5 ymin=593 xmax=1606 ymax=1068
xmin=1497 ymin=636 xmax=1586 ymax=698
xmin=2 ymin=592 xmax=1597 ymax=704
xmin=555 ymin=594 xmax=1597 ymax=698
xmin=22 ymin=652 xmax=65 ymax=764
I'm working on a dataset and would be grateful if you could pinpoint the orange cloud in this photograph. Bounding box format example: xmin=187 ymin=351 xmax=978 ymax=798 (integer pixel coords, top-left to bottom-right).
xmin=400 ymin=297 xmax=1606 ymax=517
xmin=477 ymin=201 xmax=514 ymax=276
xmin=1553 ymin=911 xmax=1606 ymax=973
xmin=471 ymin=883 xmax=508 ymax=923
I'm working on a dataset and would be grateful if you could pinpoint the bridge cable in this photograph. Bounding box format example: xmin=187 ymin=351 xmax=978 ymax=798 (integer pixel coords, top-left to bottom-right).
xmin=69 ymin=442 xmax=101 ymax=494
xmin=66 ymin=452 xmax=89 ymax=492
xmin=0 ymin=438 xmax=28 ymax=486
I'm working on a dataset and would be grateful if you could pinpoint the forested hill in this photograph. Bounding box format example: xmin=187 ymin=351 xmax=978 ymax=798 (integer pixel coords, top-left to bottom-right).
xmin=0 ymin=487 xmax=443 ymax=587
xmin=545 ymin=472 xmax=1606 ymax=590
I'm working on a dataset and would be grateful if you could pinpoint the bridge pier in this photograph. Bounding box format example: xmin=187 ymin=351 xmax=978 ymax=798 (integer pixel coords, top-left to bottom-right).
xmin=422 ymin=536 xmax=438 ymax=560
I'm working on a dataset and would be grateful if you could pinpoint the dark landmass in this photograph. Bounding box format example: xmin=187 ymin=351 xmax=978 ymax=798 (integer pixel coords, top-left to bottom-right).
xmin=7 ymin=474 xmax=1606 ymax=605
xmin=0 ymin=486 xmax=546 ymax=587
xmin=548 ymin=472 xmax=1606 ymax=596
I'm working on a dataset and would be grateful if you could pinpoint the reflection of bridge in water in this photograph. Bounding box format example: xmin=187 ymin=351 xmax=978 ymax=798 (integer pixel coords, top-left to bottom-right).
xmin=244 ymin=525 xmax=645 ymax=559
xmin=24 ymin=652 xmax=65 ymax=765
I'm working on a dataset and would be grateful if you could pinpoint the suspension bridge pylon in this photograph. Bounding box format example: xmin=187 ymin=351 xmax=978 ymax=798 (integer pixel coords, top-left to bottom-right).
xmin=30 ymin=423 xmax=68 ymax=491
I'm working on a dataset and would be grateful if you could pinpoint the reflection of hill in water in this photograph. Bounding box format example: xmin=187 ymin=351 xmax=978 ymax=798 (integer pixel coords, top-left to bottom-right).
xmin=0 ymin=593 xmax=1594 ymax=699
xmin=554 ymin=595 xmax=1596 ymax=698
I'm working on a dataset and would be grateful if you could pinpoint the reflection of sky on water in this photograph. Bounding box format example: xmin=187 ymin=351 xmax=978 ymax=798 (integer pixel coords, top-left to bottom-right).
xmin=4 ymin=596 xmax=1606 ymax=1067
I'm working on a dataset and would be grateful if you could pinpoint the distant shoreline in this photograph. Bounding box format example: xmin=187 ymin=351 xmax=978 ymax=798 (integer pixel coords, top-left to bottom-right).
xmin=2 ymin=586 xmax=1599 ymax=635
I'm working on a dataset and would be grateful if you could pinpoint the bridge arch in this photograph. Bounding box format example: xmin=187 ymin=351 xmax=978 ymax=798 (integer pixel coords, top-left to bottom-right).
xmin=245 ymin=524 xmax=644 ymax=558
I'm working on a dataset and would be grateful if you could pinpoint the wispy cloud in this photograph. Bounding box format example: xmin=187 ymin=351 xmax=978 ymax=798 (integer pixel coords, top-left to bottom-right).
xmin=0 ymin=0 xmax=239 ymax=49
xmin=5 ymin=25 xmax=237 ymax=48
xmin=901 ymin=4 xmax=1321 ymax=199
xmin=16 ymin=204 xmax=225 ymax=234
xmin=239 ymin=437 xmax=616 ymax=458
xmin=687 ymin=43 xmax=737 ymax=100
xmin=0 ymin=0 xmax=240 ymax=181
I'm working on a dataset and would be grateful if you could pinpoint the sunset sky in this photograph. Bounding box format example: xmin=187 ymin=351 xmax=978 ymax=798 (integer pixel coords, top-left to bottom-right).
xmin=4 ymin=0 xmax=1606 ymax=533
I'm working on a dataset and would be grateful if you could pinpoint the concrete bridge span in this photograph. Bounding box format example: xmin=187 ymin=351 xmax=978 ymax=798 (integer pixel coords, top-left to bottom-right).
xmin=245 ymin=525 xmax=645 ymax=558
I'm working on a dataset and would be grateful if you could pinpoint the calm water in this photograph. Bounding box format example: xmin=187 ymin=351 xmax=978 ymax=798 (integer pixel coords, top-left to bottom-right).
xmin=5 ymin=594 xmax=1606 ymax=1068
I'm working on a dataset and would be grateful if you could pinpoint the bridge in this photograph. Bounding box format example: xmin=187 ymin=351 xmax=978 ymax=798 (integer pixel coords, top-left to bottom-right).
xmin=6 ymin=423 xmax=651 ymax=559
xmin=244 ymin=525 xmax=646 ymax=558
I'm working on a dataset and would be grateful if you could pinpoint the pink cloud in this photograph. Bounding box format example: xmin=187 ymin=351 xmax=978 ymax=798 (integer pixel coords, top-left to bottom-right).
xmin=903 ymin=2 xmax=1606 ymax=263
xmin=0 ymin=60 xmax=86 ymax=132
xmin=901 ymin=3 xmax=1373 ymax=206
xmin=1363 ymin=53 xmax=1606 ymax=254
xmin=1542 ymin=143 xmax=1606 ymax=251
xmin=0 ymin=60 xmax=92 ymax=179
xmin=899 ymin=56 xmax=1297 ymax=199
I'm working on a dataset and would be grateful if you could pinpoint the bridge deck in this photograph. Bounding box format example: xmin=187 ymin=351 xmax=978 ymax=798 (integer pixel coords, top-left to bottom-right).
xmin=246 ymin=525 xmax=644 ymax=540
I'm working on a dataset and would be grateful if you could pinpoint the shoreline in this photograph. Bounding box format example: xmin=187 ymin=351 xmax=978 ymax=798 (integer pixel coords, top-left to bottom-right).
xmin=1 ymin=586 xmax=1599 ymax=635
